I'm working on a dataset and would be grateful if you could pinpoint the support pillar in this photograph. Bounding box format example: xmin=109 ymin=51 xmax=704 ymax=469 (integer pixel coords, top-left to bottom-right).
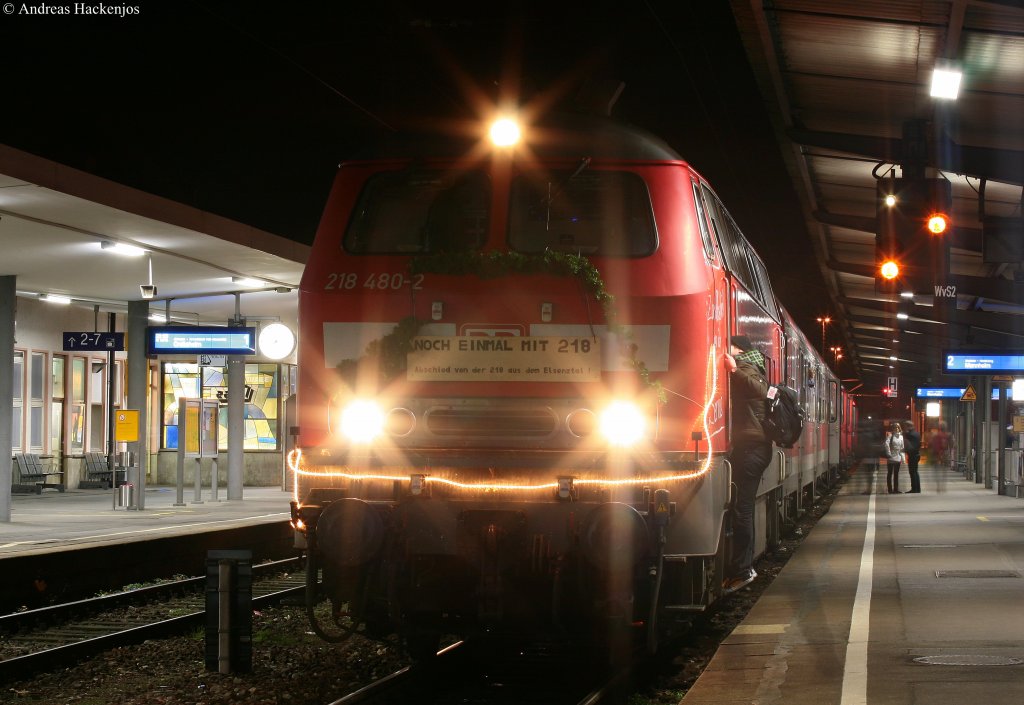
xmin=227 ymin=353 xmax=244 ymax=500
xmin=0 ymin=277 xmax=15 ymax=522
xmin=127 ymin=301 xmax=150 ymax=510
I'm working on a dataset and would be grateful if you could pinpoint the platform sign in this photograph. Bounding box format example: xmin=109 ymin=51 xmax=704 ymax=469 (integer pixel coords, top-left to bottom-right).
xmin=1014 ymin=416 xmax=1024 ymax=433
xmin=916 ymin=387 xmax=1002 ymax=400
xmin=115 ymin=410 xmax=140 ymax=442
xmin=917 ymin=388 xmax=962 ymax=398
xmin=63 ymin=331 xmax=124 ymax=352
xmin=943 ymin=350 xmax=1024 ymax=374
xmin=147 ymin=326 xmax=256 ymax=356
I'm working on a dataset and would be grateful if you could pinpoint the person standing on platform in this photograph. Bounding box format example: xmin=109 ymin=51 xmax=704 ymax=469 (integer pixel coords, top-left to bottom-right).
xmin=722 ymin=335 xmax=772 ymax=594
xmin=929 ymin=422 xmax=950 ymax=469
xmin=885 ymin=423 xmax=905 ymax=493
xmin=903 ymin=422 xmax=922 ymax=493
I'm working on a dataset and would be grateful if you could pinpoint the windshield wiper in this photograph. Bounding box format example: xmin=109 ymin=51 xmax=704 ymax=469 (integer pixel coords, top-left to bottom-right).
xmin=544 ymin=157 xmax=591 ymax=231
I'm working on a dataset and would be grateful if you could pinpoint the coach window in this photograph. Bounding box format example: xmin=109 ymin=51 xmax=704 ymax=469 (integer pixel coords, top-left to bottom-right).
xmin=344 ymin=169 xmax=490 ymax=254
xmin=747 ymin=253 xmax=778 ymax=318
xmin=691 ymin=182 xmax=718 ymax=262
xmin=701 ymin=187 xmax=739 ymax=272
xmin=12 ymin=350 xmax=24 ymax=452
xmin=509 ymin=170 xmax=657 ymax=256
xmin=702 ymin=187 xmax=759 ymax=294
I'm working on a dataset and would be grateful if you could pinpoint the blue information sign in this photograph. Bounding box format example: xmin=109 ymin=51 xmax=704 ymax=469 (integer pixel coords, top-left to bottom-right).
xmin=943 ymin=351 xmax=1024 ymax=374
xmin=146 ymin=326 xmax=257 ymax=356
xmin=916 ymin=387 xmax=1002 ymax=399
xmin=63 ymin=331 xmax=125 ymax=352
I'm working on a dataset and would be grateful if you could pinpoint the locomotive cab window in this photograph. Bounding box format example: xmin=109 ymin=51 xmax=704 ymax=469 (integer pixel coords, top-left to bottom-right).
xmin=508 ymin=170 xmax=657 ymax=256
xmin=344 ymin=169 xmax=490 ymax=254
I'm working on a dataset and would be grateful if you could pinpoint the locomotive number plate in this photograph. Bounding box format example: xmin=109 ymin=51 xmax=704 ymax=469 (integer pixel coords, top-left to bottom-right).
xmin=407 ymin=336 xmax=601 ymax=382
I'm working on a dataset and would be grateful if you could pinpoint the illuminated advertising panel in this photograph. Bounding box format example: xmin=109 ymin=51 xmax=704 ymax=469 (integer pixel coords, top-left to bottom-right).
xmin=942 ymin=351 xmax=1024 ymax=375
xmin=147 ymin=326 xmax=256 ymax=356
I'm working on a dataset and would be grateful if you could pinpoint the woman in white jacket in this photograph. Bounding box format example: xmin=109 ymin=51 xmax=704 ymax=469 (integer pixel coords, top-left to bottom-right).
xmin=885 ymin=423 xmax=905 ymax=494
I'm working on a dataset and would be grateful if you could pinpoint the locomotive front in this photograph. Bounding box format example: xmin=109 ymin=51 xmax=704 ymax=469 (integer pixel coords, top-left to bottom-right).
xmin=290 ymin=115 xmax=731 ymax=654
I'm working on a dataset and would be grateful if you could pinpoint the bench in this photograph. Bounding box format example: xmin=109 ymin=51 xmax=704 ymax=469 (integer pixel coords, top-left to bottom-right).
xmin=12 ymin=453 xmax=65 ymax=494
xmin=79 ymin=451 xmax=114 ymax=489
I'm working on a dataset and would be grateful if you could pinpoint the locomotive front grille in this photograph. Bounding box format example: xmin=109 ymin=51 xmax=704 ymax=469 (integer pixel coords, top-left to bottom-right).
xmin=425 ymin=407 xmax=558 ymax=438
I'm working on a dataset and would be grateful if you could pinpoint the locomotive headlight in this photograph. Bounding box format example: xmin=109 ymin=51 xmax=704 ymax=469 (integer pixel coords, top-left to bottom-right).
xmin=340 ymin=399 xmax=386 ymax=443
xmin=489 ymin=116 xmax=521 ymax=147
xmin=598 ymin=401 xmax=647 ymax=447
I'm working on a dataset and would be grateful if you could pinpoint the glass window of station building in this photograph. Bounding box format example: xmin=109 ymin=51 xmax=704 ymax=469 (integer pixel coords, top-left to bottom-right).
xmin=160 ymin=362 xmax=296 ymax=451
xmin=10 ymin=347 xmax=123 ymax=461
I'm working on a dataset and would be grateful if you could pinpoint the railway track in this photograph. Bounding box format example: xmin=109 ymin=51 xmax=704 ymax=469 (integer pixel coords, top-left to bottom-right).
xmin=0 ymin=557 xmax=305 ymax=682
xmin=327 ymin=635 xmax=640 ymax=705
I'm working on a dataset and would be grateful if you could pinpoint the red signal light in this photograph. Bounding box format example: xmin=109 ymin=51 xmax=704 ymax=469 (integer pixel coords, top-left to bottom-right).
xmin=926 ymin=212 xmax=950 ymax=235
xmin=880 ymin=260 xmax=900 ymax=280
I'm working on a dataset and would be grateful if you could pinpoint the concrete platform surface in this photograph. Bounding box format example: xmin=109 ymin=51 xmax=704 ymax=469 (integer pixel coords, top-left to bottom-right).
xmin=681 ymin=465 xmax=1024 ymax=705
xmin=1 ymin=486 xmax=293 ymax=558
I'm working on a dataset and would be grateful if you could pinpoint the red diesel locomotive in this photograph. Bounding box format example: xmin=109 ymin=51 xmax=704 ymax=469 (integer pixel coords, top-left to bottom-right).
xmin=289 ymin=111 xmax=853 ymax=655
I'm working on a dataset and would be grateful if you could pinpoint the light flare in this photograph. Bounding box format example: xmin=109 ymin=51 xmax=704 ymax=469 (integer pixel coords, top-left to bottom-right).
xmin=288 ymin=446 xmax=715 ymax=501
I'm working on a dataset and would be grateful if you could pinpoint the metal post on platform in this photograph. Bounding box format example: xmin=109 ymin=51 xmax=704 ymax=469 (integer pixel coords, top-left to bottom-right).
xmin=175 ymin=433 xmax=186 ymax=506
xmin=217 ymin=558 xmax=232 ymax=673
xmin=205 ymin=549 xmax=252 ymax=674
xmin=107 ymin=311 xmax=117 ymax=511
xmin=193 ymin=457 xmax=204 ymax=504
xmin=982 ymin=377 xmax=993 ymax=488
xmin=210 ymin=455 xmax=220 ymax=502
xmin=997 ymin=384 xmax=1008 ymax=495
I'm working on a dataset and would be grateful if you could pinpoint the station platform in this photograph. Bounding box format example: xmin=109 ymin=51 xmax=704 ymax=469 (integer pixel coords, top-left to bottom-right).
xmin=681 ymin=464 xmax=1024 ymax=705
xmin=1 ymin=485 xmax=294 ymax=559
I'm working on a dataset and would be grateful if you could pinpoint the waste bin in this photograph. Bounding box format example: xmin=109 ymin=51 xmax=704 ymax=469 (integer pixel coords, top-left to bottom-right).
xmin=118 ymin=483 xmax=135 ymax=507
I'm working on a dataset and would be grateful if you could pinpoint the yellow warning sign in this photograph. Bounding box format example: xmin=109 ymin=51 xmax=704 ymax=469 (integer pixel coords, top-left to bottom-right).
xmin=960 ymin=385 xmax=977 ymax=402
xmin=115 ymin=410 xmax=139 ymax=442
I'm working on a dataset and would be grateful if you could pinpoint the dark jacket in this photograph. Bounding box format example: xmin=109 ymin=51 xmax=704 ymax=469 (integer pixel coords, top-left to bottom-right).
xmin=903 ymin=427 xmax=921 ymax=457
xmin=731 ymin=356 xmax=770 ymax=444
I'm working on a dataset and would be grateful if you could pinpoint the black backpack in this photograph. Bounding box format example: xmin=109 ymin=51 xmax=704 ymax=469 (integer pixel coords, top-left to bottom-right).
xmin=763 ymin=385 xmax=805 ymax=448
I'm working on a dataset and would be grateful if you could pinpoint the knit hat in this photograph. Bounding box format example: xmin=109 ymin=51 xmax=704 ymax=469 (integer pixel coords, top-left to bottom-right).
xmin=731 ymin=335 xmax=755 ymax=353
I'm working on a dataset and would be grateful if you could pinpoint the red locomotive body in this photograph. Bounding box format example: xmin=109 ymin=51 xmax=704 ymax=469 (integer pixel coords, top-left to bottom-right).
xmin=289 ymin=114 xmax=850 ymax=655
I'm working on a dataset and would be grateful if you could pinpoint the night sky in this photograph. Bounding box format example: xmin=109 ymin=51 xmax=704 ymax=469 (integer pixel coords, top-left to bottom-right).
xmin=0 ymin=1 xmax=829 ymax=333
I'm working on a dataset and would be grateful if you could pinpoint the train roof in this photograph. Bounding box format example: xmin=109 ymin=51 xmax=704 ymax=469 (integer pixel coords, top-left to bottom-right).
xmin=349 ymin=112 xmax=685 ymax=163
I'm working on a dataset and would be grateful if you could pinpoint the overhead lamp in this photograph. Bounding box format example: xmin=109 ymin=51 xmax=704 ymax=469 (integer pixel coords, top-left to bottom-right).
xmin=41 ymin=293 xmax=71 ymax=304
xmin=896 ymin=312 xmax=909 ymax=320
xmin=101 ymin=240 xmax=146 ymax=256
xmin=140 ymin=253 xmax=157 ymax=299
xmin=900 ymin=291 xmax=914 ymax=299
xmin=232 ymin=276 xmax=265 ymax=288
xmin=149 ymin=313 xmax=166 ymax=322
xmin=889 ymin=355 xmax=898 ymax=361
xmin=930 ymin=66 xmax=962 ymax=100
xmin=884 ymin=194 xmax=897 ymax=207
